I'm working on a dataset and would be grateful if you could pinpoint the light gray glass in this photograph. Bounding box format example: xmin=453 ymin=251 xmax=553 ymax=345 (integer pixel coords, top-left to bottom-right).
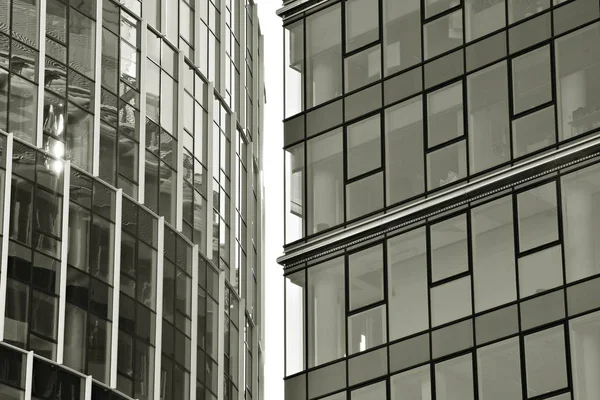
xmin=425 ymin=10 xmax=463 ymax=60
xmin=465 ymin=0 xmax=506 ymax=42
xmin=384 ymin=0 xmax=421 ymax=75
xmin=351 ymin=380 xmax=386 ymax=400
xmin=570 ymin=311 xmax=600 ymax=400
xmin=427 ymin=82 xmax=464 ymax=148
xmin=307 ymin=129 xmax=344 ymax=234
xmin=285 ymin=21 xmax=304 ymax=117
xmin=519 ymin=245 xmax=563 ymax=298
xmin=388 ymin=228 xmax=429 ymax=340
xmin=517 ymin=182 xmax=559 ymax=252
xmin=430 ymin=214 xmax=468 ymax=282
xmin=345 ymin=0 xmax=379 ymax=53
xmin=385 ymin=98 xmax=424 ymax=205
xmin=285 ymin=271 xmax=305 ymax=376
xmin=512 ymin=45 xmax=552 ymax=114
xmin=525 ymin=326 xmax=568 ymax=397
xmin=562 ymin=163 xmax=600 ymax=283
xmin=348 ymin=305 xmax=386 ymax=354
xmin=513 ymin=106 xmax=556 ymax=157
xmin=285 ymin=144 xmax=304 ymax=244
xmin=425 ymin=0 xmax=457 ymax=18
xmin=431 ymin=276 xmax=472 ymax=326
xmin=477 ymin=338 xmax=521 ymax=400
xmin=436 ymin=354 xmax=475 ymax=400
xmin=346 ymin=172 xmax=383 ymax=220
xmin=307 ymin=256 xmax=345 ymax=367
xmin=509 ymin=0 xmax=550 ymax=23
xmin=347 ymin=114 xmax=381 ymax=179
xmin=472 ymin=196 xmax=516 ymax=312
xmin=467 ymin=61 xmax=510 ymax=174
xmin=345 ymin=45 xmax=381 ymax=93
xmin=391 ymin=365 xmax=431 ymax=400
xmin=349 ymin=244 xmax=384 ymax=311
xmin=427 ymin=140 xmax=467 ymax=189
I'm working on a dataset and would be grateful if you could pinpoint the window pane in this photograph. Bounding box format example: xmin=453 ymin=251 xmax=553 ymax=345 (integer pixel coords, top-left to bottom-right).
xmin=345 ymin=0 xmax=379 ymax=53
xmin=388 ymin=228 xmax=429 ymax=340
xmin=472 ymin=196 xmax=516 ymax=312
xmin=435 ymin=354 xmax=474 ymax=400
xmin=570 ymin=311 xmax=600 ymax=400
xmin=349 ymin=244 xmax=384 ymax=311
xmin=383 ymin=0 xmax=421 ymax=75
xmin=346 ymin=172 xmax=383 ymax=220
xmin=562 ymin=163 xmax=600 ymax=283
xmin=307 ymin=256 xmax=345 ymax=367
xmin=431 ymin=276 xmax=472 ymax=326
xmin=285 ymin=144 xmax=304 ymax=244
xmin=307 ymin=129 xmax=343 ymax=234
xmin=509 ymin=0 xmax=550 ymax=23
xmin=555 ymin=23 xmax=600 ymax=140
xmin=512 ymin=106 xmax=556 ymax=157
xmin=518 ymin=245 xmax=563 ymax=298
xmin=285 ymin=22 xmax=304 ymax=117
xmin=467 ymin=61 xmax=510 ymax=174
xmin=385 ymin=98 xmax=424 ymax=205
xmin=465 ymin=0 xmax=506 ymax=42
xmin=517 ymin=182 xmax=558 ymax=252
xmin=69 ymin=10 xmax=95 ymax=78
xmin=477 ymin=338 xmax=521 ymax=400
xmin=286 ymin=271 xmax=305 ymax=376
xmin=425 ymin=11 xmax=463 ymax=60
xmin=348 ymin=305 xmax=386 ymax=354
xmin=430 ymin=214 xmax=468 ymax=282
xmin=347 ymin=114 xmax=381 ymax=179
xmin=427 ymin=82 xmax=463 ymax=148
xmin=427 ymin=140 xmax=467 ymax=189
xmin=525 ymin=326 xmax=568 ymax=397
xmin=307 ymin=4 xmax=342 ymax=108
xmin=345 ymin=45 xmax=381 ymax=93
xmin=390 ymin=365 xmax=431 ymax=400
xmin=351 ymin=380 xmax=386 ymax=400
xmin=512 ymin=45 xmax=552 ymax=114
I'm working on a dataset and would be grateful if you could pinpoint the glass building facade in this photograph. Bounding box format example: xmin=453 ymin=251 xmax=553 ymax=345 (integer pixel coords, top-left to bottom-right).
xmin=0 ymin=0 xmax=265 ymax=399
xmin=280 ymin=0 xmax=600 ymax=399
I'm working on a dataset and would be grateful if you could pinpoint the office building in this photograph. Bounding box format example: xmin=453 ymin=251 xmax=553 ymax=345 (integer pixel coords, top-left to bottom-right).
xmin=0 ymin=0 xmax=265 ymax=399
xmin=279 ymin=0 xmax=600 ymax=399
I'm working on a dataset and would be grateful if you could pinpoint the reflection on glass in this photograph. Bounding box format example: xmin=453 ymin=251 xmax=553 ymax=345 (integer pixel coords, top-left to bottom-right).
xmin=425 ymin=10 xmax=463 ymax=60
xmin=384 ymin=0 xmax=421 ymax=75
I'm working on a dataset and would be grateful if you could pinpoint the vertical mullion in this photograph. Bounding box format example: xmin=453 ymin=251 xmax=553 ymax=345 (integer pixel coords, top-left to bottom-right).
xmin=0 ymin=133 xmax=13 ymax=341
xmin=217 ymin=270 xmax=226 ymax=400
xmin=177 ymin=51 xmax=186 ymax=231
xmin=109 ymin=188 xmax=123 ymax=388
xmin=238 ymin=298 xmax=246 ymax=400
xmin=35 ymin=0 xmax=47 ymax=149
xmin=23 ymin=350 xmax=33 ymax=400
xmin=56 ymin=161 xmax=71 ymax=364
xmin=153 ymin=216 xmax=165 ymax=400
xmin=230 ymin=113 xmax=238 ymax=284
xmin=195 ymin=0 xmax=203 ymax=69
xmin=206 ymin=83 xmax=215 ymax=259
xmin=92 ymin=0 xmax=103 ymax=176
xmin=239 ymin=0 xmax=247 ymax=131
xmin=220 ymin=0 xmax=227 ymax=95
xmin=138 ymin=21 xmax=148 ymax=204
xmin=190 ymin=244 xmax=200 ymax=400
xmin=245 ymin=143 xmax=254 ymax=300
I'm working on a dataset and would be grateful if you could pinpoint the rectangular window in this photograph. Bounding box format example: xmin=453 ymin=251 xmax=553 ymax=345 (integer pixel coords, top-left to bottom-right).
xmin=285 ymin=271 xmax=305 ymax=376
xmin=524 ymin=326 xmax=568 ymax=397
xmin=512 ymin=45 xmax=552 ymax=115
xmin=345 ymin=0 xmax=379 ymax=53
xmin=348 ymin=244 xmax=384 ymax=311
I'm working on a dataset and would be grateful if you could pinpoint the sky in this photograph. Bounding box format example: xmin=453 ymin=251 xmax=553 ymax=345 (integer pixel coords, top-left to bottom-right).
xmin=255 ymin=1 xmax=285 ymax=399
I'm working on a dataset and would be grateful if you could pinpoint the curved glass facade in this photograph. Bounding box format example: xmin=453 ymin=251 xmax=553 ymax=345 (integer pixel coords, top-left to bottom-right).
xmin=0 ymin=0 xmax=265 ymax=398
xmin=280 ymin=0 xmax=600 ymax=399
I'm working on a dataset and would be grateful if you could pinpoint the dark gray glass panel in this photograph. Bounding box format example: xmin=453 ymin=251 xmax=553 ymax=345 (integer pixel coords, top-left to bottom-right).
xmin=555 ymin=23 xmax=600 ymax=141
xmin=517 ymin=182 xmax=559 ymax=252
xmin=346 ymin=172 xmax=383 ymax=220
xmin=349 ymin=244 xmax=384 ymax=311
xmin=351 ymin=381 xmax=386 ymax=400
xmin=468 ymin=61 xmax=510 ymax=174
xmin=520 ymin=289 xmax=565 ymax=330
xmin=390 ymin=365 xmax=431 ymax=400
xmin=284 ymin=115 xmax=305 ymax=147
xmin=465 ymin=0 xmax=506 ymax=42
xmin=477 ymin=337 xmax=521 ymax=400
xmin=383 ymin=0 xmax=421 ymax=76
xmin=466 ymin=32 xmax=506 ymax=72
xmin=512 ymin=106 xmax=556 ymax=158
xmin=472 ymin=196 xmax=516 ymax=312
xmin=554 ymin=0 xmax=599 ymax=36
xmin=432 ymin=319 xmax=473 ymax=359
xmin=285 ymin=374 xmax=306 ymax=400
xmin=349 ymin=347 xmax=387 ymax=386
xmin=388 ymin=228 xmax=429 ymax=340
xmin=385 ymin=97 xmax=424 ymax=205
xmin=567 ymin=276 xmax=600 ymax=316
xmin=425 ymin=11 xmax=463 ymax=60
xmin=424 ymin=50 xmax=464 ymax=90
xmin=518 ymin=245 xmax=563 ymax=298
xmin=475 ymin=304 xmax=519 ymax=345
xmin=345 ymin=83 xmax=382 ymax=122
xmin=389 ymin=333 xmax=430 ymax=373
xmin=435 ymin=354 xmax=474 ymax=400
xmin=307 ymin=360 xmax=346 ymax=399
xmin=306 ymin=100 xmax=343 ymax=138
xmin=570 ymin=311 xmax=600 ymax=399
xmin=384 ymin=68 xmax=422 ymax=106
xmin=508 ymin=12 xmax=551 ymax=54
xmin=562 ymin=163 xmax=600 ymax=283
xmin=345 ymin=45 xmax=381 ymax=93
xmin=525 ymin=326 xmax=568 ymax=397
